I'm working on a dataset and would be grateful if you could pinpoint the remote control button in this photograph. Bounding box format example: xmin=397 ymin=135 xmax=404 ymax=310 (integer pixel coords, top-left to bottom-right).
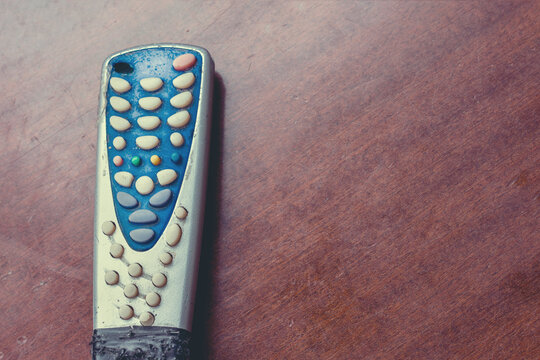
xmin=117 ymin=192 xmax=138 ymax=209
xmin=152 ymin=273 xmax=167 ymax=288
xmin=110 ymin=77 xmax=131 ymax=93
xmin=110 ymin=96 xmax=131 ymax=112
xmin=129 ymin=209 xmax=158 ymax=224
xmin=139 ymin=312 xmax=155 ymax=326
xmin=105 ymin=270 xmax=119 ymax=285
xmin=167 ymin=111 xmax=190 ymax=128
xmin=170 ymin=132 xmax=184 ymax=147
xmin=135 ymin=176 xmax=154 ymax=195
xmin=149 ymin=189 xmax=172 ymax=207
xmin=139 ymin=97 xmax=162 ymax=111
xmin=157 ymin=169 xmax=177 ymax=186
xmin=124 ymin=283 xmax=139 ymax=298
xmin=130 ymin=228 xmax=154 ymax=243
xmin=131 ymin=156 xmax=142 ymax=167
xmin=114 ymin=171 xmax=134 ymax=187
xmin=140 ymin=77 xmax=163 ymax=92
xmin=173 ymin=72 xmax=195 ymax=89
xmin=174 ymin=206 xmax=188 ymax=219
xmin=173 ymin=53 xmax=196 ymax=71
xmin=170 ymin=92 xmax=193 ymax=109
xmin=102 ymin=221 xmax=116 ymax=235
xmin=112 ymin=136 xmax=126 ymax=150
xmin=110 ymin=243 xmax=124 ymax=258
xmin=136 ymin=135 xmax=160 ymax=150
xmin=113 ymin=156 xmax=123 ymax=167
xmin=171 ymin=152 xmax=181 ymax=163
xmin=110 ymin=116 xmax=131 ymax=131
xmin=150 ymin=155 xmax=161 ymax=166
xmin=137 ymin=116 xmax=161 ymax=130
xmin=165 ymin=224 xmax=182 ymax=246
xmin=119 ymin=305 xmax=134 ymax=320
xmin=159 ymin=252 xmax=173 ymax=265
xmin=146 ymin=292 xmax=161 ymax=307
xmin=128 ymin=263 xmax=143 ymax=277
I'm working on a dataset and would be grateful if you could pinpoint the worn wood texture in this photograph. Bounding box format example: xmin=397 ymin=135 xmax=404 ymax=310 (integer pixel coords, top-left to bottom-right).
xmin=0 ymin=1 xmax=538 ymax=359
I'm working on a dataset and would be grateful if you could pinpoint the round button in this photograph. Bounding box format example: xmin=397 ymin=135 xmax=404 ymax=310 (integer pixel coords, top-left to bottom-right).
xmin=150 ymin=155 xmax=161 ymax=166
xmin=119 ymin=305 xmax=134 ymax=320
xmin=146 ymin=292 xmax=161 ymax=307
xmin=109 ymin=243 xmax=124 ymax=258
xmin=113 ymin=156 xmax=123 ymax=166
xmin=113 ymin=136 xmax=126 ymax=150
xmin=159 ymin=252 xmax=173 ymax=265
xmin=171 ymin=152 xmax=181 ymax=163
xmin=124 ymin=284 xmax=139 ymax=298
xmin=139 ymin=312 xmax=155 ymax=326
xmin=131 ymin=156 xmax=141 ymax=166
xmin=135 ymin=176 xmax=154 ymax=195
xmin=128 ymin=263 xmax=143 ymax=277
xmin=174 ymin=206 xmax=188 ymax=219
xmin=152 ymin=273 xmax=167 ymax=288
xmin=170 ymin=132 xmax=184 ymax=147
xmin=105 ymin=270 xmax=119 ymax=285
xmin=102 ymin=221 xmax=116 ymax=235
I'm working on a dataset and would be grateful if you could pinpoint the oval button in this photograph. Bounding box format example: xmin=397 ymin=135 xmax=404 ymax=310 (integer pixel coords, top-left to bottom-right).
xmin=137 ymin=116 xmax=161 ymax=130
xmin=173 ymin=53 xmax=196 ymax=71
xmin=173 ymin=72 xmax=195 ymax=89
xmin=149 ymin=189 xmax=172 ymax=207
xmin=110 ymin=116 xmax=131 ymax=131
xmin=129 ymin=210 xmax=158 ymax=224
xmin=167 ymin=111 xmax=190 ymax=128
xmin=117 ymin=192 xmax=138 ymax=208
xmin=136 ymin=135 xmax=160 ymax=150
xmin=110 ymin=96 xmax=131 ymax=112
xmin=157 ymin=169 xmax=178 ymax=186
xmin=110 ymin=77 xmax=131 ymax=93
xmin=170 ymin=92 xmax=192 ymax=109
xmin=140 ymin=77 xmax=163 ymax=92
xmin=139 ymin=97 xmax=162 ymax=111
xmin=130 ymin=228 xmax=155 ymax=243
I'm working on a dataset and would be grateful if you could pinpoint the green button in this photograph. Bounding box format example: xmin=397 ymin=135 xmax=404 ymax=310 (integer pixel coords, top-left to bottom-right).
xmin=131 ymin=156 xmax=141 ymax=166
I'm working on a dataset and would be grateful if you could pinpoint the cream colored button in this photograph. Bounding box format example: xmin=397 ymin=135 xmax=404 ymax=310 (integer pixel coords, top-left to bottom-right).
xmin=110 ymin=116 xmax=131 ymax=131
xmin=139 ymin=97 xmax=162 ymax=111
xmin=137 ymin=116 xmax=161 ymax=130
xmin=119 ymin=305 xmax=134 ymax=320
xmin=136 ymin=135 xmax=160 ymax=150
xmin=124 ymin=283 xmax=139 ymax=298
xmin=114 ymin=171 xmax=134 ymax=187
xmin=174 ymin=206 xmax=188 ymax=219
xmin=110 ymin=77 xmax=131 ymax=93
xmin=135 ymin=176 xmax=154 ymax=195
xmin=157 ymin=169 xmax=177 ymax=186
xmin=165 ymin=224 xmax=182 ymax=246
xmin=146 ymin=292 xmax=161 ymax=307
xmin=113 ymin=136 xmax=126 ymax=150
xmin=170 ymin=92 xmax=193 ymax=108
xmin=159 ymin=252 xmax=173 ymax=265
xmin=102 ymin=221 xmax=116 ymax=235
xmin=139 ymin=312 xmax=155 ymax=326
xmin=140 ymin=77 xmax=163 ymax=92
xmin=105 ymin=270 xmax=119 ymax=285
xmin=170 ymin=132 xmax=184 ymax=147
xmin=173 ymin=72 xmax=195 ymax=89
xmin=110 ymin=96 xmax=131 ymax=112
xmin=152 ymin=273 xmax=167 ymax=288
xmin=110 ymin=243 xmax=124 ymax=258
xmin=128 ymin=263 xmax=143 ymax=277
xmin=167 ymin=111 xmax=190 ymax=128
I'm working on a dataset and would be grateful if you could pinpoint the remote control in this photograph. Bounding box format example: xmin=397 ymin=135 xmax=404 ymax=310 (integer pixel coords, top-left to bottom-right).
xmin=91 ymin=44 xmax=213 ymax=359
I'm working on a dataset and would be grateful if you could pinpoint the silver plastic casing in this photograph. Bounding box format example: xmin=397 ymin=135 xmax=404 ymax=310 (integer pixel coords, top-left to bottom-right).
xmin=93 ymin=44 xmax=213 ymax=331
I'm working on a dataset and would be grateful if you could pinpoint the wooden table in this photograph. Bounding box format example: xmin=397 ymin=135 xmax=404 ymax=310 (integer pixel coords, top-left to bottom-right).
xmin=0 ymin=1 xmax=538 ymax=359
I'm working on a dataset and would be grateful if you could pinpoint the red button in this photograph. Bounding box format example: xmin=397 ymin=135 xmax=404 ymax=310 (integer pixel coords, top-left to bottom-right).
xmin=173 ymin=53 xmax=196 ymax=71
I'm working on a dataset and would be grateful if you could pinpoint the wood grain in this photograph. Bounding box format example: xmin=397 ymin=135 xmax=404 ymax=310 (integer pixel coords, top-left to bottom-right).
xmin=0 ymin=1 xmax=538 ymax=359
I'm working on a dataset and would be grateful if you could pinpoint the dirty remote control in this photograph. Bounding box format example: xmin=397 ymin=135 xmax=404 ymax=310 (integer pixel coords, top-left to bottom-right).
xmin=91 ymin=44 xmax=213 ymax=359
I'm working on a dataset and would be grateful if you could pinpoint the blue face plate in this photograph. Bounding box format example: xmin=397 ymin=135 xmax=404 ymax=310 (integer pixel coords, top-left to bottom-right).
xmin=106 ymin=48 xmax=203 ymax=251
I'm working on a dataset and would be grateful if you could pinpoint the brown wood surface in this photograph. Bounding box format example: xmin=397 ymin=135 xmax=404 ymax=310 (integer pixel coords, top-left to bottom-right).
xmin=0 ymin=1 xmax=538 ymax=359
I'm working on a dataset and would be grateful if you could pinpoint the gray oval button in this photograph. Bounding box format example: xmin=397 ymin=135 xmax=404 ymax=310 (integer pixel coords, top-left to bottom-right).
xmin=149 ymin=189 xmax=172 ymax=208
xmin=117 ymin=192 xmax=138 ymax=209
xmin=129 ymin=209 xmax=158 ymax=224
xmin=130 ymin=228 xmax=155 ymax=243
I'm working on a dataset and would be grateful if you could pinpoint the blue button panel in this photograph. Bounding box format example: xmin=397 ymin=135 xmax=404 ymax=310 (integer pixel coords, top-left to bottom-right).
xmin=106 ymin=48 xmax=203 ymax=251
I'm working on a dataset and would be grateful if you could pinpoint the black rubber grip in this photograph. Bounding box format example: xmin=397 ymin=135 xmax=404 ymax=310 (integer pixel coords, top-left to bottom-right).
xmin=91 ymin=326 xmax=191 ymax=360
